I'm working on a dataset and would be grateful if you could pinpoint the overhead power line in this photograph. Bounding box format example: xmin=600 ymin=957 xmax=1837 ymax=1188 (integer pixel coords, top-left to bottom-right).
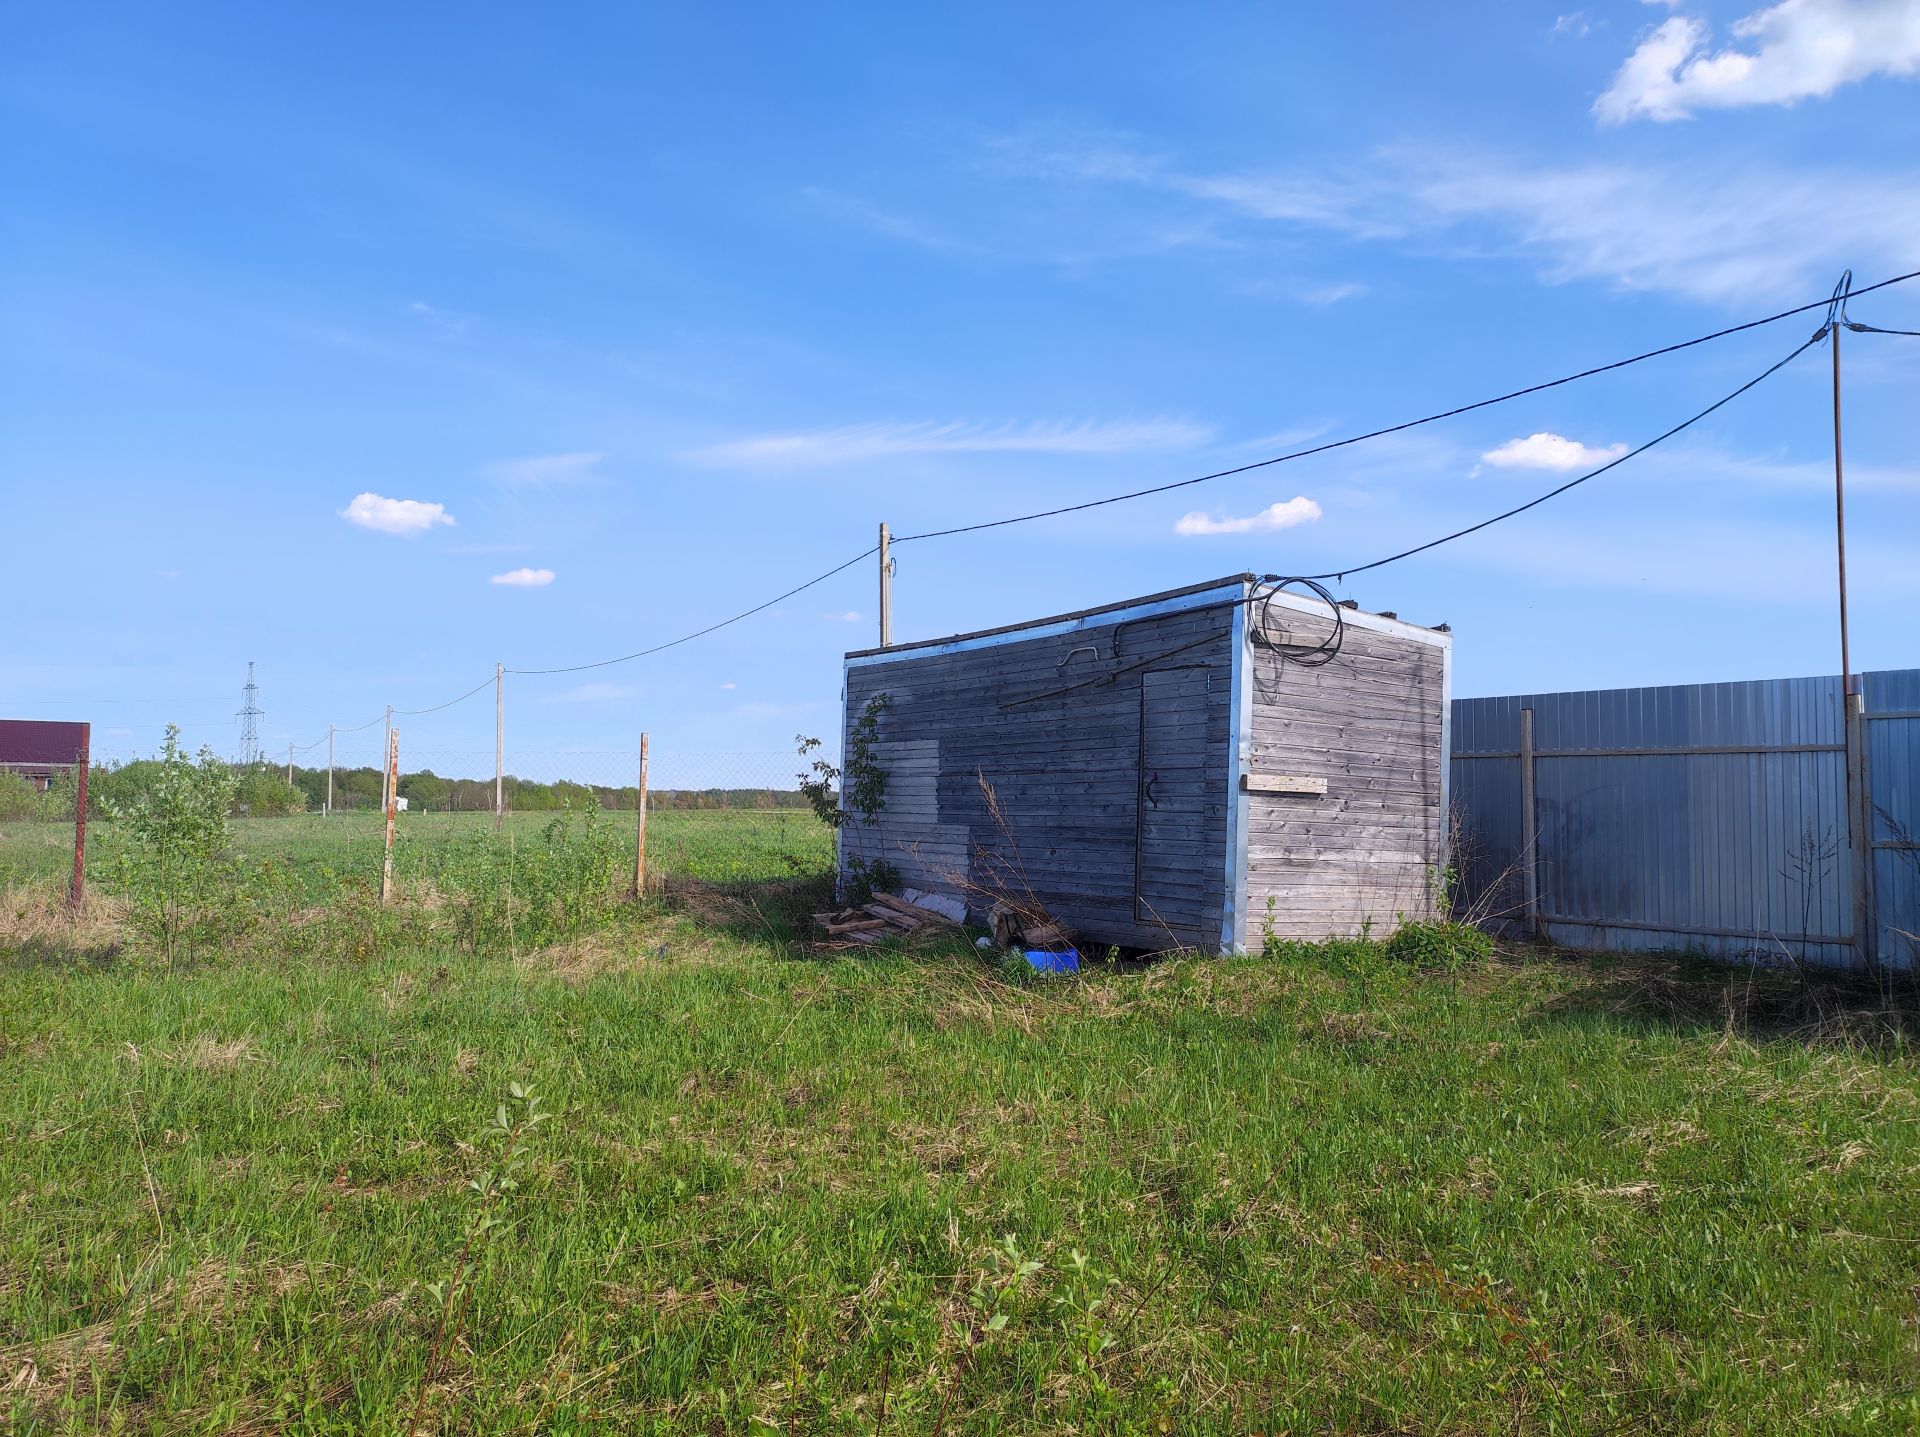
xmin=1301 ymin=327 xmax=1827 ymax=583
xmin=891 ymin=266 xmax=1920 ymax=544
xmin=507 ymin=546 xmax=878 ymax=676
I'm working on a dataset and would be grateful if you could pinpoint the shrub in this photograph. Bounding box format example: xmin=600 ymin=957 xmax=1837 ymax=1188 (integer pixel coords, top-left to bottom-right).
xmin=233 ymin=765 xmax=308 ymax=817
xmin=0 ymin=771 xmax=45 ymax=820
xmin=1384 ymin=919 xmax=1493 ymax=972
xmin=439 ymin=802 xmax=627 ymax=955
xmin=101 ymin=726 xmax=257 ymax=963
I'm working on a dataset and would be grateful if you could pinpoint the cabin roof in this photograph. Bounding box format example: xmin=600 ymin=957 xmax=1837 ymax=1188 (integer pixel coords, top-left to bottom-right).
xmin=845 ymin=575 xmax=1256 ymax=661
xmin=845 ymin=573 xmax=1448 ymax=663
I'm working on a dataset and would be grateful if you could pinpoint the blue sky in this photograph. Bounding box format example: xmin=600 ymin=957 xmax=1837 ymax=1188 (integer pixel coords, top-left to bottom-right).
xmin=4 ymin=2 xmax=1918 ymax=780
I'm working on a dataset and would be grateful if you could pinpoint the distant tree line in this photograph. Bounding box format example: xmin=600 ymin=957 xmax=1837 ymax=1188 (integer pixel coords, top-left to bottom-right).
xmin=1 ymin=759 xmax=812 ymax=819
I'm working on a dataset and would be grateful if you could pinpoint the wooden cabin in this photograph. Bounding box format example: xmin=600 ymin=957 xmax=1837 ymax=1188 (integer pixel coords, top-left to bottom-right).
xmin=838 ymin=574 xmax=1452 ymax=953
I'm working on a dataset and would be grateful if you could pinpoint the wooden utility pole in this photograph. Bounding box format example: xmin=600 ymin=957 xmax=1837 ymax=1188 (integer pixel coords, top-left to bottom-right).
xmin=631 ymin=733 xmax=650 ymax=899
xmin=1830 ymin=310 xmax=1876 ymax=971
xmin=381 ymin=705 xmax=394 ymax=812
xmin=286 ymin=741 xmax=294 ymax=786
xmin=68 ymin=724 xmax=90 ymax=914
xmin=325 ymin=725 xmax=334 ymax=816
xmin=494 ymin=662 xmax=505 ymax=830
xmin=380 ymin=727 xmax=400 ymax=904
xmin=878 ymin=521 xmax=892 ymax=649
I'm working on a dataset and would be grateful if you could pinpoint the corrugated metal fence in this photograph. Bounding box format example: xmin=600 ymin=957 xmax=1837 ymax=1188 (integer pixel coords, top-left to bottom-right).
xmin=1450 ymin=669 xmax=1918 ymax=970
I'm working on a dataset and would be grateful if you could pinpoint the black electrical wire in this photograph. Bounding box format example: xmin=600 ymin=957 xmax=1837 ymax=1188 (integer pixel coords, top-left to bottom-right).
xmin=1846 ymin=321 xmax=1920 ymax=338
xmin=1002 ymin=572 xmax=1348 ymax=709
xmin=395 ymin=676 xmax=495 ymax=716
xmin=892 ymin=266 xmax=1920 ymax=545
xmin=1249 ymin=575 xmax=1344 ymax=667
xmin=508 ymin=545 xmax=879 ymax=676
xmin=1300 ymin=326 xmax=1827 ymax=585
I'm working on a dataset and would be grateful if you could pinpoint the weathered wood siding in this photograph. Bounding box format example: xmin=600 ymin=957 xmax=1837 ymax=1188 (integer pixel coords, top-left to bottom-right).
xmin=1240 ymin=604 xmax=1450 ymax=946
xmin=842 ymin=596 xmax=1237 ymax=951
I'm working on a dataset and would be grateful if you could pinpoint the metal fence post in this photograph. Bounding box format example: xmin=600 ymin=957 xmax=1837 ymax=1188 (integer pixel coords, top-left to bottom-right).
xmin=1520 ymin=707 xmax=1540 ymax=938
xmin=1845 ymin=689 xmax=1877 ymax=970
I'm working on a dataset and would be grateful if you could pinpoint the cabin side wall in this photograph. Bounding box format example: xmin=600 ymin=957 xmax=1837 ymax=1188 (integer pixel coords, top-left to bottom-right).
xmin=1240 ymin=607 xmax=1451 ymax=947
xmin=840 ymin=592 xmax=1239 ymax=951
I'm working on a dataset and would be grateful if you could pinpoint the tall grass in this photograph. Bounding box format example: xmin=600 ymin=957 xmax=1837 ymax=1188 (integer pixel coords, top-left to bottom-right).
xmin=3 ymin=904 xmax=1917 ymax=1431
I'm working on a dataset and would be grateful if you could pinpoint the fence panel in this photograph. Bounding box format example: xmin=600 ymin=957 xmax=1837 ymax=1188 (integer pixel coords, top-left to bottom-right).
xmin=1867 ymin=671 xmax=1920 ymax=967
xmin=1451 ymin=670 xmax=1917 ymax=969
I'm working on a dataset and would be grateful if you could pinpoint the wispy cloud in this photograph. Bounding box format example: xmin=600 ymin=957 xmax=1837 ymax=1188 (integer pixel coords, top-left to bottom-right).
xmin=340 ymin=492 xmax=455 ymax=536
xmin=489 ymin=567 xmax=555 ymax=587
xmin=405 ymin=300 xmax=474 ymax=336
xmin=485 ymin=451 xmax=604 ymax=487
xmin=1596 ymin=1 xmax=1920 ymax=124
xmin=825 ymin=610 xmax=864 ymax=623
xmin=541 ymin=681 xmax=635 ymax=704
xmin=1239 ymin=278 xmax=1369 ymax=306
xmin=1174 ymin=496 xmax=1323 ymax=536
xmin=979 ymin=127 xmax=1920 ymax=304
xmin=688 ymin=418 xmax=1212 ymax=470
xmin=1481 ymin=432 xmax=1628 ymax=472
xmin=1553 ymin=12 xmax=1595 ymax=39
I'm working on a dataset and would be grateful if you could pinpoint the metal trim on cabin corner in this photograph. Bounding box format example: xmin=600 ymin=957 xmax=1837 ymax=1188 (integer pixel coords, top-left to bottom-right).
xmin=1222 ymin=595 xmax=1254 ymax=955
xmin=1437 ymin=640 xmax=1453 ymax=916
xmin=843 ymin=581 xmax=1253 ymax=668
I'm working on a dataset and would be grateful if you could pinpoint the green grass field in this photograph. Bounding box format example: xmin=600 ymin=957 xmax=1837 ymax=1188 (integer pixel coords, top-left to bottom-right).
xmin=0 ymin=808 xmax=836 ymax=901
xmin=3 ymin=812 xmax=1918 ymax=1433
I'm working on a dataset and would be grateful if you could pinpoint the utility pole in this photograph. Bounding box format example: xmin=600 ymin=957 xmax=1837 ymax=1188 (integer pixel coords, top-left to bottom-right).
xmin=1831 ymin=314 xmax=1853 ymax=693
xmin=878 ymin=521 xmax=892 ymax=649
xmin=380 ymin=727 xmax=399 ymax=904
xmin=381 ymin=705 xmax=394 ymax=813
xmin=494 ymin=662 xmax=505 ymax=829
xmin=631 ymin=733 xmax=649 ymax=899
xmin=326 ymin=724 xmax=334 ymax=817
xmin=1829 ymin=302 xmax=1876 ymax=973
xmin=286 ymin=741 xmax=294 ymax=786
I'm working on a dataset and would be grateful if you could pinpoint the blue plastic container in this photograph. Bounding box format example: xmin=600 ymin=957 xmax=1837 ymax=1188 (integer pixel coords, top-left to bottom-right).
xmin=1022 ymin=948 xmax=1080 ymax=975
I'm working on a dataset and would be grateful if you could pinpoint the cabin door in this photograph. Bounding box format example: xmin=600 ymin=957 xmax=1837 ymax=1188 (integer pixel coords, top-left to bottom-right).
xmin=1134 ymin=667 xmax=1213 ymax=937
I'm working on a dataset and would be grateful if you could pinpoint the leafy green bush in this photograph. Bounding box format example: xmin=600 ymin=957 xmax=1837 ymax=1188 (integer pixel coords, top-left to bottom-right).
xmin=100 ymin=726 xmax=258 ymax=963
xmin=0 ymin=771 xmax=46 ymax=820
xmin=439 ymin=802 xmax=627 ymax=954
xmin=233 ymin=765 xmax=308 ymax=817
xmin=1383 ymin=919 xmax=1493 ymax=971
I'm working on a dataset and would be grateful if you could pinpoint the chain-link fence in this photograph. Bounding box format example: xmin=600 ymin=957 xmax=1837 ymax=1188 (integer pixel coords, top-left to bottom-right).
xmin=0 ymin=739 xmax=838 ymax=892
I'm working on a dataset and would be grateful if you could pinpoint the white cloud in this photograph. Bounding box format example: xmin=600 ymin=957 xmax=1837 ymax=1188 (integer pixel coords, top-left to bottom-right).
xmin=826 ymin=611 xmax=864 ymax=623
xmin=1554 ymin=12 xmax=1594 ymax=38
xmin=486 ymin=451 xmax=603 ymax=486
xmin=1174 ymin=497 xmax=1323 ymax=536
xmin=720 ymin=682 xmax=737 ymax=690
xmin=1480 ymin=432 xmax=1629 ymax=472
xmin=489 ymin=567 xmax=555 ymax=587
xmin=1597 ymin=1 xmax=1920 ymax=124
xmin=340 ymin=492 xmax=455 ymax=536
xmin=687 ymin=418 xmax=1211 ymax=470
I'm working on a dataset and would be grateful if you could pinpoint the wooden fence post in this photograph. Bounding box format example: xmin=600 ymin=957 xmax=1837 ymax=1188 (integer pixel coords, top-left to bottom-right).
xmin=380 ymin=727 xmax=399 ymax=904
xmin=68 ymin=724 xmax=90 ymax=914
xmin=1520 ymin=707 xmax=1540 ymax=939
xmin=632 ymin=733 xmax=649 ymax=899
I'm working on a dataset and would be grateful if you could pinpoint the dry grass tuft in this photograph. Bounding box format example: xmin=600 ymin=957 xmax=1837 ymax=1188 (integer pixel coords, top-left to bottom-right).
xmin=0 ymin=881 xmax=127 ymax=959
xmin=172 ymin=1033 xmax=258 ymax=1071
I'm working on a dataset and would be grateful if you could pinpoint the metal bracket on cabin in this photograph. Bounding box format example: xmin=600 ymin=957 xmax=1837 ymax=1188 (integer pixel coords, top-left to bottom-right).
xmin=1057 ymin=645 xmax=1101 ymax=671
